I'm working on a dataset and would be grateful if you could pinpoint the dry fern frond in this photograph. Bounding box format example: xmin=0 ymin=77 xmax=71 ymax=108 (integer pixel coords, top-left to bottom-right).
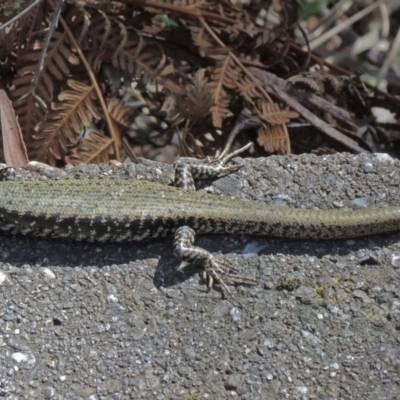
xmin=65 ymin=130 xmax=114 ymax=165
xmin=288 ymin=71 xmax=342 ymax=96
xmin=10 ymin=29 xmax=80 ymax=144
xmin=209 ymin=55 xmax=240 ymax=128
xmin=209 ymin=89 xmax=230 ymax=129
xmin=107 ymin=98 xmax=137 ymax=152
xmin=256 ymin=101 xmax=299 ymax=125
xmin=9 ymin=0 xmax=45 ymax=63
xmin=11 ymin=90 xmax=48 ymax=154
xmin=67 ymin=4 xmax=169 ymax=87
xmin=287 ymin=75 xmax=322 ymax=93
xmin=66 ymin=4 xmax=130 ymax=73
xmin=175 ymin=69 xmax=213 ymax=122
xmin=189 ymin=26 xmax=214 ymax=57
xmin=114 ymin=42 xmax=167 ymax=85
xmin=2 ymin=0 xmax=374 ymax=162
xmin=66 ymin=5 xmax=127 ymax=51
xmin=108 ymin=98 xmax=136 ymax=127
xmin=33 ymin=80 xmax=100 ymax=164
xmin=155 ymin=61 xmax=185 ymax=95
xmin=257 ymin=124 xmax=291 ymax=154
xmin=321 ymin=73 xmax=341 ymax=93
xmin=13 ymin=31 xmax=79 ymax=102
xmin=236 ymin=75 xmax=261 ymax=105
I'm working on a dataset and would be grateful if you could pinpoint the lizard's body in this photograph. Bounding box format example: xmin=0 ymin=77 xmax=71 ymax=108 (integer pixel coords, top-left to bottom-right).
xmin=1 ymin=147 xmax=399 ymax=292
xmin=0 ymin=178 xmax=399 ymax=242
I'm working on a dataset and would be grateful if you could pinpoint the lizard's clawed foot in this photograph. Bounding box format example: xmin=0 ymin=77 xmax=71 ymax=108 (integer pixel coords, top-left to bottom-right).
xmin=173 ymin=142 xmax=253 ymax=190
xmin=174 ymin=226 xmax=257 ymax=295
xmin=203 ymin=259 xmax=257 ymax=295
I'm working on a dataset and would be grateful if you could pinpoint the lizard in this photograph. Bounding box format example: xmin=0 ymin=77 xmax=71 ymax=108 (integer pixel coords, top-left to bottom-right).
xmin=0 ymin=144 xmax=399 ymax=294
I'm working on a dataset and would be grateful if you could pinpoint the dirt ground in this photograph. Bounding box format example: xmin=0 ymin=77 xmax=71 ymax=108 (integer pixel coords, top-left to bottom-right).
xmin=0 ymin=153 xmax=399 ymax=399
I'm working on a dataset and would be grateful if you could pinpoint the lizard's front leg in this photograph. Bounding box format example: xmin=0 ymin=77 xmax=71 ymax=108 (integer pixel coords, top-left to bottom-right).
xmin=172 ymin=143 xmax=257 ymax=294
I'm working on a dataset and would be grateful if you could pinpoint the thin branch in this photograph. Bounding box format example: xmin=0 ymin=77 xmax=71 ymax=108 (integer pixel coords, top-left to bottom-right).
xmin=0 ymin=0 xmax=42 ymax=32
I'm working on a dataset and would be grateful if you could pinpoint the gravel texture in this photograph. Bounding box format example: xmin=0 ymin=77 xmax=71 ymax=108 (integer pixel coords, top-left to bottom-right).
xmin=0 ymin=153 xmax=400 ymax=399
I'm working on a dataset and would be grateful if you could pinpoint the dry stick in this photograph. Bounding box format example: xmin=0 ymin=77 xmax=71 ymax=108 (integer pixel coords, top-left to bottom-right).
xmin=377 ymin=20 xmax=400 ymax=84
xmin=0 ymin=89 xmax=29 ymax=168
xmin=0 ymin=0 xmax=42 ymax=31
xmin=30 ymin=0 xmax=63 ymax=96
xmin=250 ymin=68 xmax=357 ymax=130
xmin=248 ymin=67 xmax=367 ymax=153
xmin=305 ymin=2 xmax=382 ymax=51
xmin=290 ymin=41 xmax=400 ymax=109
xmin=120 ymin=0 xmax=236 ymax=24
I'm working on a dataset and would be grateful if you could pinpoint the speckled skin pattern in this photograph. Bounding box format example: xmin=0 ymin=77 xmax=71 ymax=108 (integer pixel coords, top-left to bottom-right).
xmin=0 ymin=178 xmax=399 ymax=242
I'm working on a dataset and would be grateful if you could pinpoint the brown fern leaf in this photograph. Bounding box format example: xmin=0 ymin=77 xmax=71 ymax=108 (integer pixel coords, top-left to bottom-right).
xmin=189 ymin=26 xmax=214 ymax=57
xmin=128 ymin=45 xmax=166 ymax=84
xmin=156 ymin=62 xmax=186 ymax=95
xmin=108 ymin=98 xmax=137 ymax=128
xmin=109 ymin=38 xmax=167 ymax=85
xmin=65 ymin=130 xmax=115 ymax=165
xmin=10 ymin=30 xmax=79 ymax=144
xmin=320 ymin=73 xmax=341 ymax=94
xmin=14 ymin=31 xmax=79 ymax=102
xmin=106 ymin=98 xmax=135 ymax=154
xmin=210 ymin=89 xmax=230 ymax=129
xmin=33 ymin=80 xmax=100 ymax=165
xmin=287 ymin=75 xmax=322 ymax=93
xmin=211 ymin=54 xmax=240 ymax=90
xmin=66 ymin=5 xmax=127 ymax=51
xmin=174 ymin=69 xmax=214 ymax=122
xmin=10 ymin=89 xmax=47 ymax=155
xmin=12 ymin=1 xmax=45 ymax=63
xmin=288 ymin=71 xmax=344 ymax=99
xmin=209 ymin=55 xmax=241 ymax=128
xmin=256 ymin=124 xmax=291 ymax=154
xmin=236 ymin=75 xmax=261 ymax=105
xmin=67 ymin=4 xmax=166 ymax=86
xmin=256 ymin=101 xmax=298 ymax=125
xmin=66 ymin=4 xmax=129 ymax=73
